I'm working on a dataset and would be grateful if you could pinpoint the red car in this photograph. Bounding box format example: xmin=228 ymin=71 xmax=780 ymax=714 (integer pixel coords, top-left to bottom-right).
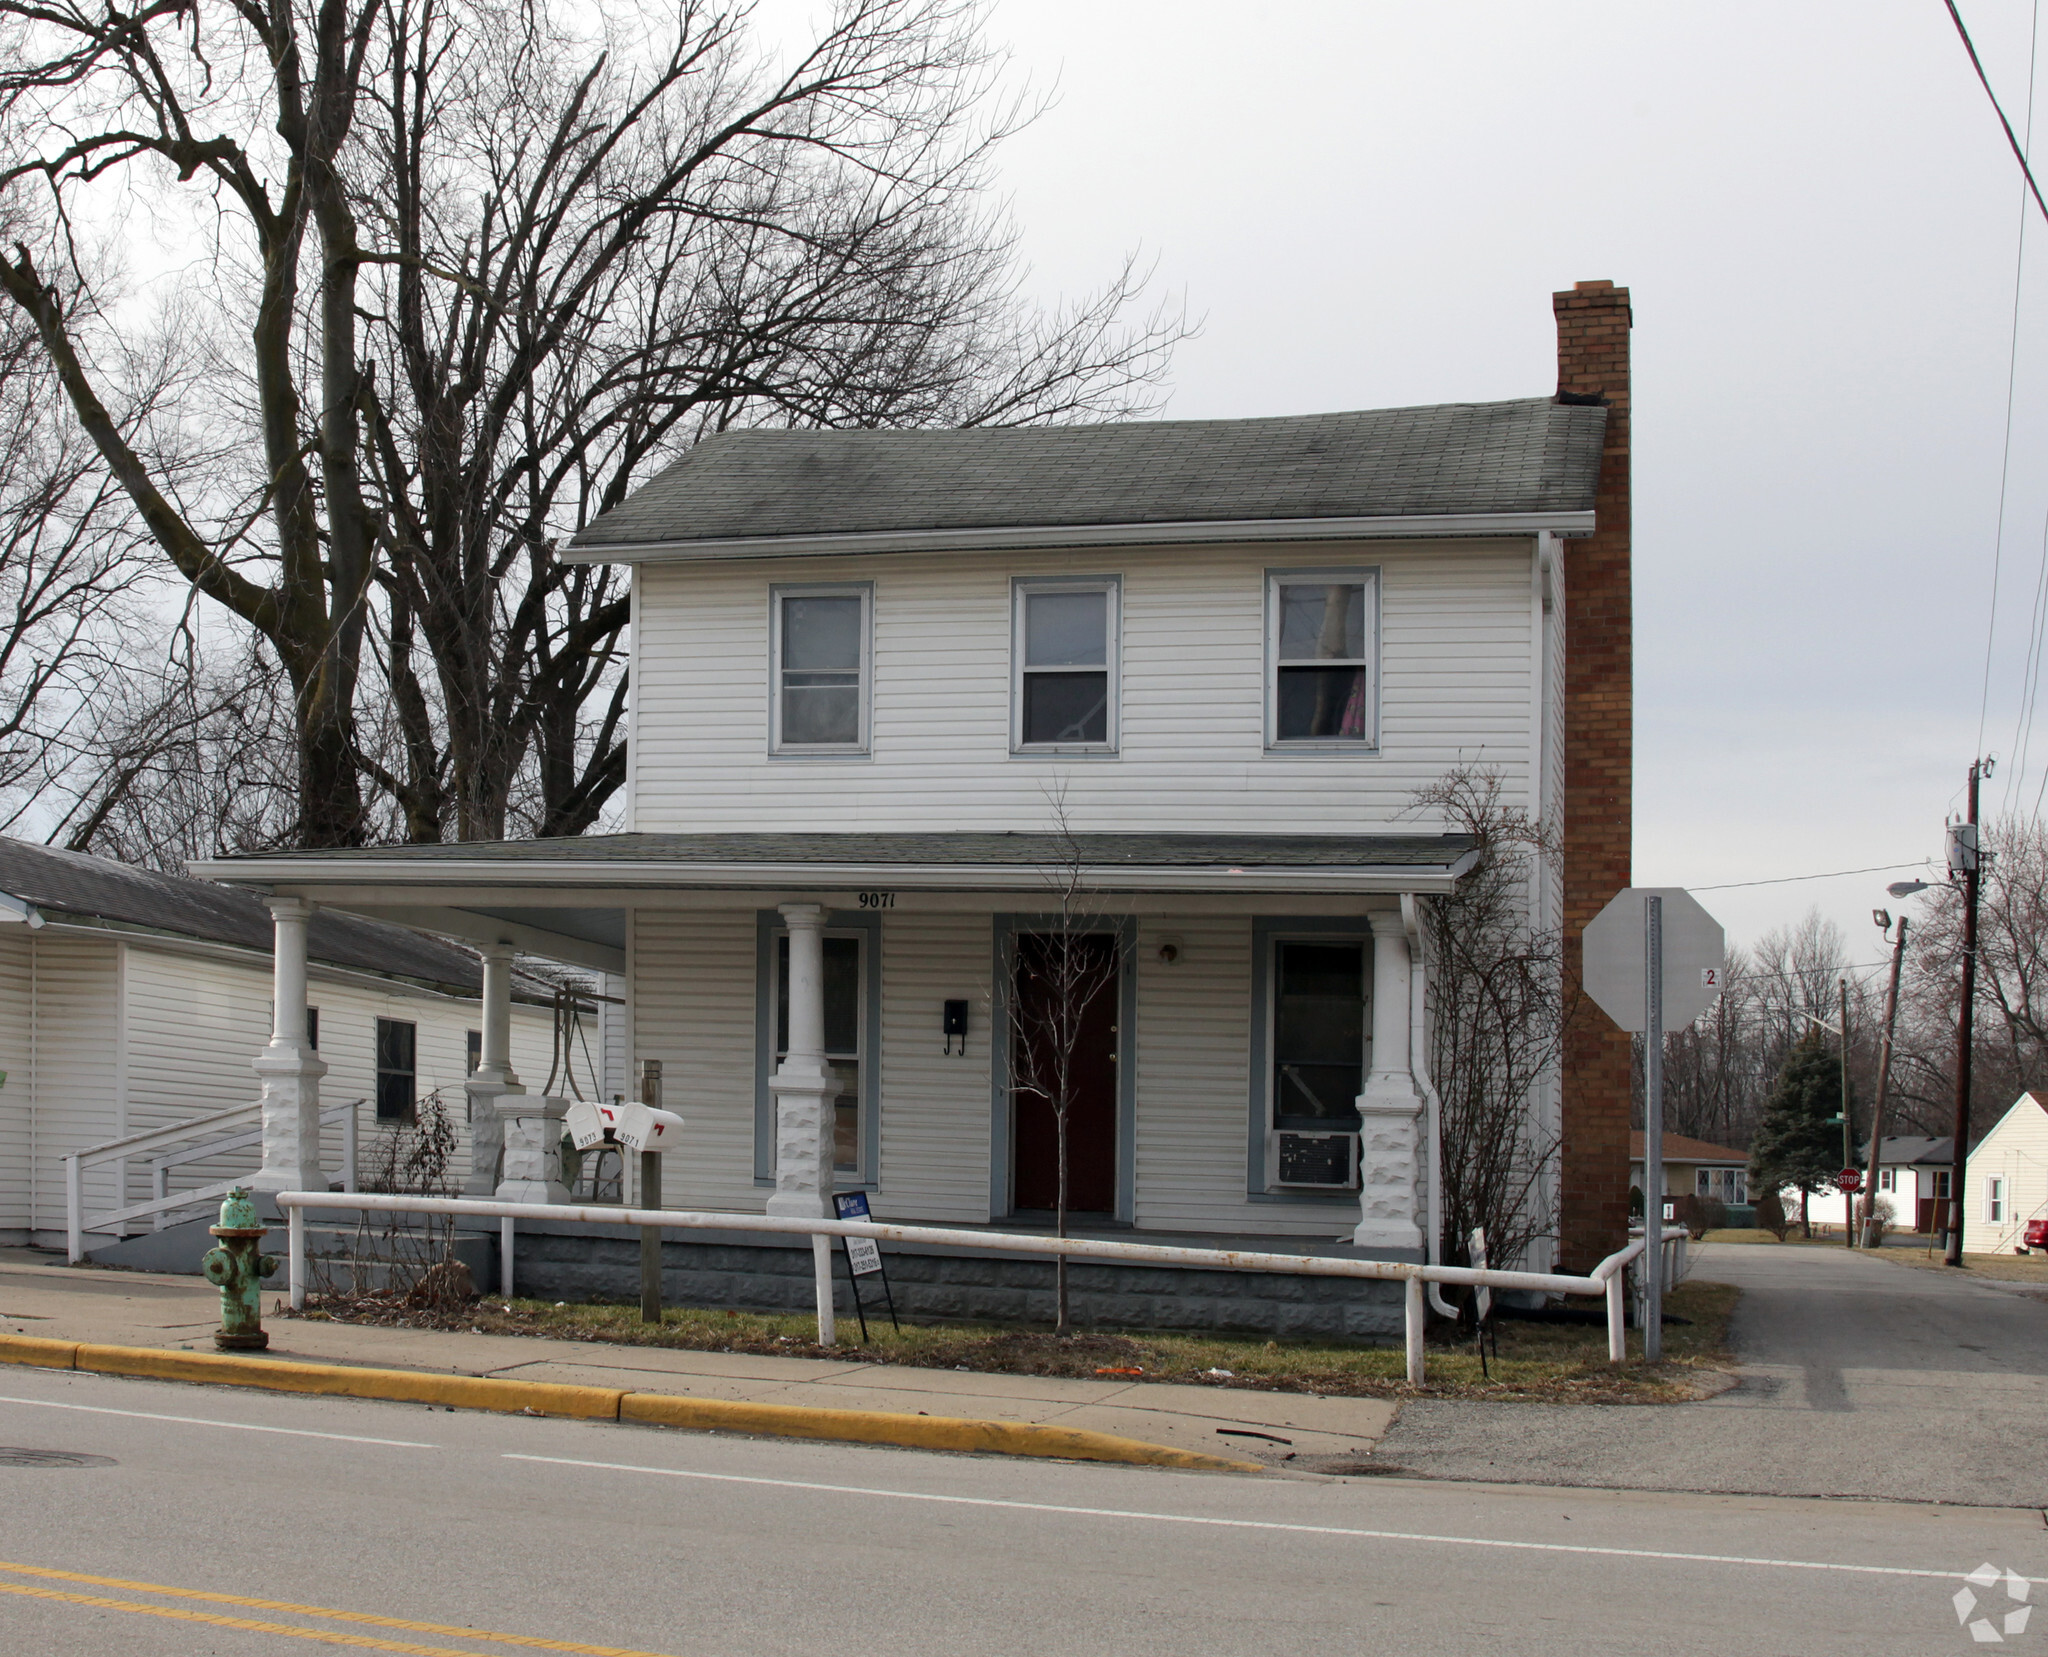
xmin=2024 ymin=1218 xmax=2048 ymax=1253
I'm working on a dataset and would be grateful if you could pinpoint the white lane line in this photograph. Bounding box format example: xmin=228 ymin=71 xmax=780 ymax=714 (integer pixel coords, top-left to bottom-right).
xmin=504 ymin=1454 xmax=2041 ymax=1584
xmin=0 ymin=1394 xmax=436 ymax=1449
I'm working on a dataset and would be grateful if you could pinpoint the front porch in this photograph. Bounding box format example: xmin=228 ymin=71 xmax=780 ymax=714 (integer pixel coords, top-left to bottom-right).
xmin=193 ymin=831 xmax=1476 ymax=1331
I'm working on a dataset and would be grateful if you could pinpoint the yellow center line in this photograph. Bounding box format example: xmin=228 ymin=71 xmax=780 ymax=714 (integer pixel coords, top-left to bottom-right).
xmin=0 ymin=1581 xmax=509 ymax=1656
xmin=0 ymin=1561 xmax=680 ymax=1657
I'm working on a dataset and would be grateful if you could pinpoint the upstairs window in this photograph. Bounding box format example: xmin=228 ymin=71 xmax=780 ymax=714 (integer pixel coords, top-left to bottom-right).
xmin=772 ymin=586 xmax=870 ymax=753
xmin=375 ymin=1018 xmax=417 ymax=1123
xmin=1013 ymin=579 xmax=1118 ymax=752
xmin=1988 ymin=1176 xmax=2006 ymax=1223
xmin=1268 ymin=571 xmax=1377 ymax=747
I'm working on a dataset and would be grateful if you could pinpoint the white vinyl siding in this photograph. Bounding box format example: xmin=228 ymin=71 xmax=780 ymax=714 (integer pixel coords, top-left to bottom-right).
xmin=3 ymin=931 xmax=552 ymax=1244
xmin=1962 ymin=1094 xmax=2048 ymax=1253
xmin=876 ymin=912 xmax=990 ymax=1222
xmin=0 ymin=931 xmax=34 ymax=1235
xmin=632 ymin=910 xmax=764 ymax=1213
xmin=631 ymin=539 xmax=1537 ymax=834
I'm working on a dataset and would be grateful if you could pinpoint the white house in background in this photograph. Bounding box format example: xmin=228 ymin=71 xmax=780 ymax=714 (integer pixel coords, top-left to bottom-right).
xmin=0 ymin=838 xmax=576 ymax=1253
xmin=1791 ymin=1136 xmax=1954 ymax=1235
xmin=1965 ymin=1095 xmax=2048 ymax=1253
xmin=1627 ymin=1131 xmax=1747 ymax=1208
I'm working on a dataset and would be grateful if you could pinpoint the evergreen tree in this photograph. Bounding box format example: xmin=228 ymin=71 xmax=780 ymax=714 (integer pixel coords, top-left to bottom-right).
xmin=1750 ymin=1032 xmax=1852 ymax=1236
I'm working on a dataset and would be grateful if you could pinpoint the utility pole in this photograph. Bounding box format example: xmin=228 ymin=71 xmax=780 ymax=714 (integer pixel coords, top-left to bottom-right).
xmin=1861 ymin=913 xmax=1909 ymax=1247
xmin=1838 ymin=976 xmax=1854 ymax=1250
xmin=1945 ymin=759 xmax=1990 ymax=1268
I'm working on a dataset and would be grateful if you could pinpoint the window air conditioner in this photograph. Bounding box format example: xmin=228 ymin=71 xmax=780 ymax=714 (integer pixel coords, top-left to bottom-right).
xmin=1271 ymin=1130 xmax=1360 ymax=1191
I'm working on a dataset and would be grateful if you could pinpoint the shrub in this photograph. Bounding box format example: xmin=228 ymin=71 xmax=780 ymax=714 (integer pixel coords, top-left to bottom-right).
xmin=1755 ymin=1190 xmax=1792 ymax=1242
xmin=1863 ymin=1193 xmax=1896 ymax=1248
xmin=1670 ymin=1194 xmax=1728 ymax=1240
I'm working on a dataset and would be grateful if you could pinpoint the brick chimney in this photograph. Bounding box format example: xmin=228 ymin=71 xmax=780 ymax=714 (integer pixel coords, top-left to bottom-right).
xmin=1553 ymin=279 xmax=1633 ymax=1272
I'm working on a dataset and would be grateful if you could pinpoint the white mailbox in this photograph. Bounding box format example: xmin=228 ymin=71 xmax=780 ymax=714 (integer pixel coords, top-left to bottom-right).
xmin=564 ymin=1098 xmax=684 ymax=1153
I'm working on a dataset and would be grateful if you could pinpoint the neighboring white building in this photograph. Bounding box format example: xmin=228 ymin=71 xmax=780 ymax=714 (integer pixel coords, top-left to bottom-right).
xmin=1965 ymin=1094 xmax=2048 ymax=1253
xmin=0 ymin=839 xmax=569 ymax=1252
xmin=1790 ymin=1136 xmax=1954 ymax=1234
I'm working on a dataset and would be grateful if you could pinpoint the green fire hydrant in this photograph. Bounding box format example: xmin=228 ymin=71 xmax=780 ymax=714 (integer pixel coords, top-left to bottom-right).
xmin=200 ymin=1188 xmax=278 ymax=1351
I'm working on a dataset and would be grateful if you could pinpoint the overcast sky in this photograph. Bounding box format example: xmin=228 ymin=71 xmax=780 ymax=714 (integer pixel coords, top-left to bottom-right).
xmin=922 ymin=0 xmax=2048 ymax=962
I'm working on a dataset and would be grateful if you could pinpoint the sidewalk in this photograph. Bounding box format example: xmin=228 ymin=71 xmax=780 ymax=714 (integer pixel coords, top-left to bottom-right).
xmin=0 ymin=1250 xmax=1392 ymax=1467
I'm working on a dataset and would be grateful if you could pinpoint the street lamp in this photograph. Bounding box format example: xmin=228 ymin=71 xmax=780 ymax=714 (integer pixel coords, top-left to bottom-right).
xmin=1862 ymin=902 xmax=1914 ymax=1247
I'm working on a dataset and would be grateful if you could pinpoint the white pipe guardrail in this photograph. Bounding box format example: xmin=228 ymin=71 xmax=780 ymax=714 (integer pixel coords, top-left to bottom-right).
xmin=277 ymin=1191 xmax=1687 ymax=1383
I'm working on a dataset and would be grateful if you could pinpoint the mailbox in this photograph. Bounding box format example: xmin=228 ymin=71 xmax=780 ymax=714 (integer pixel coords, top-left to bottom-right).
xmin=564 ymin=1097 xmax=683 ymax=1153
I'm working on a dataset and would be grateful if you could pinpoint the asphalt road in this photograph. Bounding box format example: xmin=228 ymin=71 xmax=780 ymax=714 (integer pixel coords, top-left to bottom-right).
xmin=0 ymin=1364 xmax=2040 ymax=1656
xmin=1378 ymin=1241 xmax=2048 ymax=1505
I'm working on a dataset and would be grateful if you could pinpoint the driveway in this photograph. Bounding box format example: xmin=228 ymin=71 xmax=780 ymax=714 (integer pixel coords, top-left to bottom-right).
xmin=1374 ymin=1241 xmax=2048 ymax=1506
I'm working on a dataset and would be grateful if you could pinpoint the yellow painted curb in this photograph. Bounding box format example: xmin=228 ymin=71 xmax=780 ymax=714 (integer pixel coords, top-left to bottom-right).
xmin=619 ymin=1392 xmax=1262 ymax=1471
xmin=67 ymin=1343 xmax=626 ymax=1419
xmin=0 ymin=1337 xmax=80 ymax=1370
xmin=0 ymin=1334 xmax=1259 ymax=1470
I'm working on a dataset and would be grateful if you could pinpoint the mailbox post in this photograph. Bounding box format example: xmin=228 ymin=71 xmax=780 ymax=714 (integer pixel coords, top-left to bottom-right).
xmin=564 ymin=1068 xmax=683 ymax=1325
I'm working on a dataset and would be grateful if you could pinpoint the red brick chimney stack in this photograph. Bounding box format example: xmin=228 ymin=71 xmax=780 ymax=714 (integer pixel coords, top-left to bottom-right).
xmin=1553 ymin=279 xmax=1633 ymax=1272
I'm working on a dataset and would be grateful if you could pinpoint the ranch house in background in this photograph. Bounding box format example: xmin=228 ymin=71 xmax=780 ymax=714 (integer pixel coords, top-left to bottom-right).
xmin=193 ymin=282 xmax=1638 ymax=1333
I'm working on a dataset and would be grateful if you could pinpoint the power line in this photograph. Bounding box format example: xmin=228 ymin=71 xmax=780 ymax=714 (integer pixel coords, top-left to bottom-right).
xmin=1688 ymin=862 xmax=1935 ymax=892
xmin=1944 ymin=0 xmax=2048 ymax=224
xmin=2003 ymin=0 xmax=2046 ymax=808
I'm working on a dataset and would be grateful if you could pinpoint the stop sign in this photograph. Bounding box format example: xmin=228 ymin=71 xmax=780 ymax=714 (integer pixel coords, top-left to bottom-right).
xmin=1838 ymin=1168 xmax=1862 ymax=1193
xmin=1581 ymin=888 xmax=1727 ymax=1032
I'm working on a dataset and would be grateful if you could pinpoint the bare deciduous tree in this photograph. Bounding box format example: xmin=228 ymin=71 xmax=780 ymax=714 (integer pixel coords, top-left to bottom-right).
xmin=1008 ymin=793 xmax=1123 ymax=1336
xmin=0 ymin=0 xmax=1181 ymax=847
xmin=1412 ymin=767 xmax=1567 ymax=1274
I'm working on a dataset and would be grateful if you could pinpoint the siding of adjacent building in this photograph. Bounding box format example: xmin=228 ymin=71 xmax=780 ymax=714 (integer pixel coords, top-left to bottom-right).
xmin=629 ymin=539 xmax=1540 ymax=835
xmin=0 ymin=926 xmax=556 ymax=1244
xmin=1968 ymin=1095 xmax=2048 ymax=1253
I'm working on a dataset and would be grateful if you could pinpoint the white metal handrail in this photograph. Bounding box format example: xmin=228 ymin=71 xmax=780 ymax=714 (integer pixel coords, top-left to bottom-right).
xmin=65 ymin=1100 xmax=364 ymax=1262
xmin=276 ymin=1191 xmax=1686 ymax=1383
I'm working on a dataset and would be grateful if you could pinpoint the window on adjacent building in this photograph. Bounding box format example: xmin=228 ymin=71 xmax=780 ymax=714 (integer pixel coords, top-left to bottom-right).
xmin=774 ymin=932 xmax=867 ymax=1177
xmin=1268 ymin=570 xmax=1377 ymax=747
xmin=1270 ymin=940 xmax=1366 ymax=1131
xmin=1013 ymin=579 xmax=1117 ymax=751
xmin=466 ymin=1029 xmax=481 ymax=1075
xmin=1879 ymin=1168 xmax=1895 ymax=1193
xmin=305 ymin=1006 xmax=319 ymax=1050
xmin=1988 ymin=1176 xmax=2006 ymax=1223
xmin=771 ymin=586 xmax=870 ymax=752
xmin=376 ymin=1018 xmax=417 ymax=1122
xmin=1932 ymin=1169 xmax=1953 ymax=1199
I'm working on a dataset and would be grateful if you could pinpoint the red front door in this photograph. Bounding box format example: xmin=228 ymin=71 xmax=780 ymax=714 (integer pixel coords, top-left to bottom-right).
xmin=1010 ymin=933 xmax=1119 ymax=1215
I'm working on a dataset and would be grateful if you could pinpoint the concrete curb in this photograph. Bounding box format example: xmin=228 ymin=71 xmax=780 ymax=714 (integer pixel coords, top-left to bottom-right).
xmin=0 ymin=1335 xmax=1261 ymax=1472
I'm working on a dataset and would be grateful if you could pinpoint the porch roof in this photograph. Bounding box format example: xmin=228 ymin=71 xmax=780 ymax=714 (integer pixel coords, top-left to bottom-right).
xmin=190 ymin=831 xmax=1479 ymax=972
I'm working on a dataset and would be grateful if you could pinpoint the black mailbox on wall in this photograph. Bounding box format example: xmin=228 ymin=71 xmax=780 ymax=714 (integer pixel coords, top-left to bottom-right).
xmin=943 ymin=999 xmax=968 ymax=1054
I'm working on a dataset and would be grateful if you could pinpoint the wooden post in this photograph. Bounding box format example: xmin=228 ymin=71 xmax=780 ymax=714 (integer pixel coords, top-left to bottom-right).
xmin=638 ymin=1059 xmax=663 ymax=1323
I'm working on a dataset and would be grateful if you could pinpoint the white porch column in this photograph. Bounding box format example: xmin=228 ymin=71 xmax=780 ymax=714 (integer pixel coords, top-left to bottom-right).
xmin=1353 ymin=909 xmax=1424 ymax=1252
xmin=464 ymin=942 xmax=523 ymax=1196
xmin=765 ymin=903 xmax=833 ymax=1219
xmin=494 ymin=1094 xmax=570 ymax=1204
xmin=250 ymin=897 xmax=329 ymax=1194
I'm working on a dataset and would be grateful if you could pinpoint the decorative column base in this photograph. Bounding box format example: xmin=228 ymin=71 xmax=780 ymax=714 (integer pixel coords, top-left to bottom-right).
xmin=1351 ymin=1079 xmax=1425 ymax=1252
xmin=494 ymin=1095 xmax=570 ymax=1204
xmin=464 ymin=1076 xmax=522 ymax=1197
xmin=764 ymin=1059 xmax=833 ymax=1219
xmin=249 ymin=1044 xmax=329 ymax=1194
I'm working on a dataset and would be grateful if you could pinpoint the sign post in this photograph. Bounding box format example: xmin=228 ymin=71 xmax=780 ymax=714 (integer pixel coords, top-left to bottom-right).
xmin=832 ymin=1191 xmax=899 ymax=1342
xmin=1582 ymin=887 xmax=1725 ymax=1364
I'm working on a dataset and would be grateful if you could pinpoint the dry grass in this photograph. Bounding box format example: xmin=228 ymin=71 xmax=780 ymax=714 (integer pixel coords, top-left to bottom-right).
xmin=292 ymin=1278 xmax=1741 ymax=1404
xmin=1859 ymin=1248 xmax=2048 ymax=1285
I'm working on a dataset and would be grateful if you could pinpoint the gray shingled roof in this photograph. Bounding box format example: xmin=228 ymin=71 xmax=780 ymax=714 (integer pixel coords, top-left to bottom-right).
xmin=211 ymin=831 xmax=1476 ymax=871
xmin=568 ymin=398 xmax=1606 ymax=550
xmin=0 ymin=838 xmax=487 ymax=994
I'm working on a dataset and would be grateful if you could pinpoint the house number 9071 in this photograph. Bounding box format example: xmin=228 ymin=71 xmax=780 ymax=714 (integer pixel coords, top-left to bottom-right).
xmin=858 ymin=891 xmax=897 ymax=908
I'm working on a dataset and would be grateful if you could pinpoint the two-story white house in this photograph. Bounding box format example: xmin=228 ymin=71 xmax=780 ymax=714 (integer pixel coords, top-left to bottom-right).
xmin=194 ymin=284 xmax=1635 ymax=1334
